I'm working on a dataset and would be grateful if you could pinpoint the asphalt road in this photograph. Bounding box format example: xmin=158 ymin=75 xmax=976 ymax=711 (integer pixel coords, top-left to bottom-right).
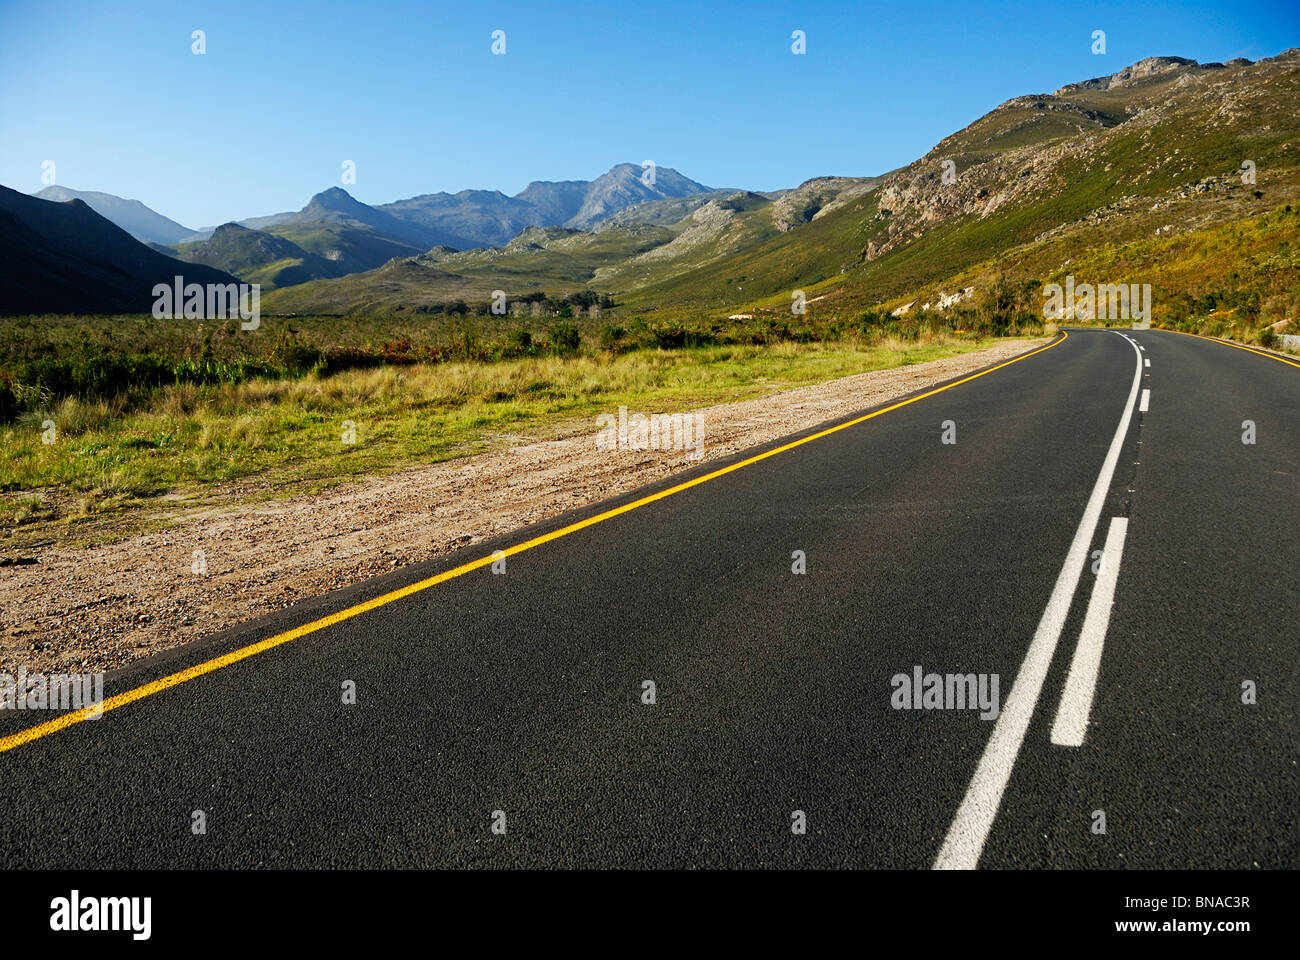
xmin=1 ymin=328 xmax=1295 ymax=869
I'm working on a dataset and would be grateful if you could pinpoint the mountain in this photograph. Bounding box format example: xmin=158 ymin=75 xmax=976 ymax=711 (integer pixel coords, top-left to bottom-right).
xmin=257 ymin=181 xmax=877 ymax=315
xmin=279 ymin=187 xmax=444 ymax=249
xmin=564 ymin=163 xmax=713 ymax=227
xmin=605 ymin=50 xmax=1300 ymax=319
xmin=23 ymin=166 xmax=716 ymax=294
xmin=20 ymin=52 xmax=1299 ymax=323
xmin=188 ymin=167 xmax=715 ymax=288
xmin=590 ymin=178 xmax=883 ymax=291
xmin=19 ymin=164 xmax=707 ymax=291
xmin=33 ymin=186 xmax=206 ymax=245
xmin=378 ymin=189 xmax=546 ymax=250
xmin=0 ymin=186 xmax=240 ymax=315
xmin=262 ymin=51 xmax=1299 ymax=322
xmin=377 ymin=164 xmax=712 ymax=248
xmin=259 ymin=175 xmax=883 ymax=314
xmin=171 ymin=222 xmax=346 ymax=289
xmin=219 ymin=187 xmax=436 ymax=277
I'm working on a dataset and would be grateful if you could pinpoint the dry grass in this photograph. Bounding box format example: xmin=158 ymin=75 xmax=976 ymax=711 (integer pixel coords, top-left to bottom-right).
xmin=1 ymin=334 xmax=992 ymax=544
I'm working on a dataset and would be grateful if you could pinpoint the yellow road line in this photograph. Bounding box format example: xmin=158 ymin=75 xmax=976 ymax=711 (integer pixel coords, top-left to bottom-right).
xmin=1160 ymin=328 xmax=1300 ymax=369
xmin=0 ymin=333 xmax=1068 ymax=755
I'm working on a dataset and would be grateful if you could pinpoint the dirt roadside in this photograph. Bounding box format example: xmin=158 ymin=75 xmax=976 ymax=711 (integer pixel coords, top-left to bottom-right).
xmin=0 ymin=338 xmax=1048 ymax=674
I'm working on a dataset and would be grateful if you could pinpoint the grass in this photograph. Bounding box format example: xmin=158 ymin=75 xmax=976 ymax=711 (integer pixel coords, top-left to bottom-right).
xmin=857 ymin=203 xmax=1300 ymax=341
xmin=0 ymin=334 xmax=1001 ymax=549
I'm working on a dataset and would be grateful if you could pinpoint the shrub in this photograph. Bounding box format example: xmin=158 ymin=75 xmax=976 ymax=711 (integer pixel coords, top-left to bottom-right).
xmin=264 ymin=331 xmax=323 ymax=375
xmin=683 ymin=327 xmax=718 ymax=347
xmin=598 ymin=324 xmax=625 ymax=350
xmin=651 ymin=322 xmax=686 ymax=349
xmin=548 ymin=322 xmax=580 ymax=352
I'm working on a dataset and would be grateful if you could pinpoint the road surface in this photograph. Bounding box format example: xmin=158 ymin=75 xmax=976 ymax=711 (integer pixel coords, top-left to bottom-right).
xmin=1 ymin=328 xmax=1295 ymax=869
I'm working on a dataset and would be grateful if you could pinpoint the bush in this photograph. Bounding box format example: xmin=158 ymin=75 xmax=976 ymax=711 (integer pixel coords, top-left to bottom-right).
xmin=548 ymin=322 xmax=580 ymax=352
xmin=684 ymin=326 xmax=718 ymax=347
xmin=598 ymin=324 xmax=625 ymax=350
xmin=651 ymin=322 xmax=686 ymax=349
xmin=264 ymin=331 xmax=323 ymax=375
xmin=1258 ymin=325 xmax=1278 ymax=349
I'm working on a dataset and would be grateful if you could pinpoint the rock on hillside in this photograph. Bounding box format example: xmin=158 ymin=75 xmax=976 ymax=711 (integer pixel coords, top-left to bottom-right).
xmin=769 ymin=176 xmax=881 ymax=232
xmin=858 ymin=50 xmax=1300 ymax=264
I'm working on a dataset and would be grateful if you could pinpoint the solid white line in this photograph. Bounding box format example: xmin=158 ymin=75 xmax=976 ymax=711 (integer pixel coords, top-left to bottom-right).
xmin=933 ymin=332 xmax=1142 ymax=870
xmin=1139 ymin=389 xmax=1150 ymax=412
xmin=1144 ymin=358 xmax=1150 ymax=368
xmin=1050 ymin=517 xmax=1130 ymax=747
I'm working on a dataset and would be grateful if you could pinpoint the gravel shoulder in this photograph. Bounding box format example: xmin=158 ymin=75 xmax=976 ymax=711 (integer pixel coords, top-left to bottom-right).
xmin=0 ymin=338 xmax=1047 ymax=674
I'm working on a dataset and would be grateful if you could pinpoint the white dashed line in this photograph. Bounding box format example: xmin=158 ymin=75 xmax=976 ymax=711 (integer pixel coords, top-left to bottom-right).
xmin=1139 ymin=389 xmax=1150 ymax=412
xmin=933 ymin=332 xmax=1143 ymax=870
xmin=1050 ymin=517 xmax=1130 ymax=747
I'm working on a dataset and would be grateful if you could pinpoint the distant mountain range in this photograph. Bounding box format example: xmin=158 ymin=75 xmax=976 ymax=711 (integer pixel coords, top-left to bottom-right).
xmin=25 ymin=164 xmax=714 ymax=293
xmin=7 ymin=51 xmax=1298 ymax=319
xmin=262 ymin=50 xmax=1300 ymax=318
xmin=376 ymin=164 xmax=713 ymax=247
xmin=33 ymin=186 xmax=208 ymax=246
xmin=178 ymin=193 xmax=425 ymax=285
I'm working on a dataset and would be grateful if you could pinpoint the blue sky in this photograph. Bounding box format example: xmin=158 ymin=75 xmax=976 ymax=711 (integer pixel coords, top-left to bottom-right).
xmin=1 ymin=0 xmax=1296 ymax=228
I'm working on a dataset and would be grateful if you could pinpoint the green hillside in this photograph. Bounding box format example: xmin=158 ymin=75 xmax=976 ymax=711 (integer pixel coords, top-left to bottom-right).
xmin=172 ymin=223 xmax=346 ymax=290
xmin=253 ymin=52 xmax=1299 ymax=344
xmin=621 ymin=52 xmax=1300 ymax=322
xmin=264 ymin=222 xmax=422 ymax=276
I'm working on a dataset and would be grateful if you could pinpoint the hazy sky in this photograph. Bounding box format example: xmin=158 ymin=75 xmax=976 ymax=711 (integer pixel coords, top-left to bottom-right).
xmin=2 ymin=0 xmax=1296 ymax=228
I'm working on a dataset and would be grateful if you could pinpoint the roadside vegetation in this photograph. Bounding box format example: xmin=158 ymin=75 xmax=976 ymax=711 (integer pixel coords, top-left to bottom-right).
xmin=816 ymin=204 xmax=1300 ymax=351
xmin=0 ymin=318 xmax=1021 ymax=546
xmin=1048 ymin=205 xmax=1300 ymax=347
xmin=0 ymin=306 xmax=1046 ymax=423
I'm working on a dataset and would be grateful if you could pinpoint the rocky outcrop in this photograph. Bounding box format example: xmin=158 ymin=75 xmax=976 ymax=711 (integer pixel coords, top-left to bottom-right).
xmin=770 ymin=177 xmax=879 ymax=232
xmin=856 ymin=51 xmax=1299 ymax=266
xmin=1056 ymin=56 xmax=1199 ymax=94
